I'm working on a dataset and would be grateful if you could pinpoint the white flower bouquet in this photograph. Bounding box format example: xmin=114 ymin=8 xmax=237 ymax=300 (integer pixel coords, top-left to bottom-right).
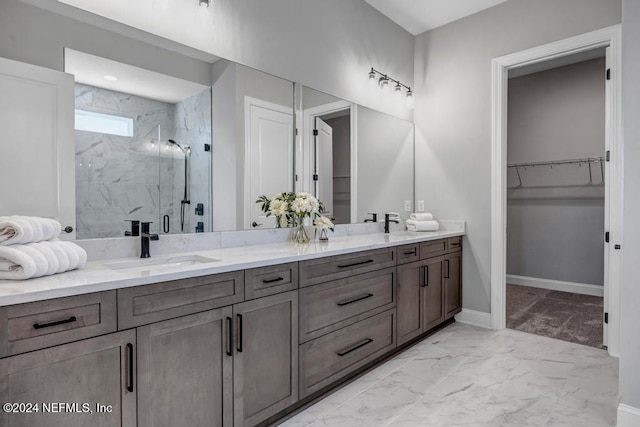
xmin=256 ymin=192 xmax=328 ymax=243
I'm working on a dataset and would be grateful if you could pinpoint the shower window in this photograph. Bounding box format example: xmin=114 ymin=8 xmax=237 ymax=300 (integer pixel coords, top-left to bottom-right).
xmin=74 ymin=109 xmax=134 ymax=137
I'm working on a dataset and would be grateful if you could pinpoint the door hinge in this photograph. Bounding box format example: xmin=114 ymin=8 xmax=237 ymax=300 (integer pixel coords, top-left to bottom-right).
xmin=606 ymin=150 xmax=610 ymax=161
xmin=313 ymin=174 xmax=319 ymax=181
xmin=604 ymin=312 xmax=609 ymax=324
xmin=313 ymin=129 xmax=319 ymax=136
xmin=295 ymin=128 xmax=299 ymax=136
xmin=606 ymin=68 xmax=611 ymax=80
xmin=295 ymin=174 xmax=298 ymax=182
xmin=605 ymin=231 xmax=610 ymax=243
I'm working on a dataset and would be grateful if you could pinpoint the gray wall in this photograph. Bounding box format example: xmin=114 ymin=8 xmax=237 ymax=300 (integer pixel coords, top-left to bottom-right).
xmin=620 ymin=0 xmax=640 ymax=412
xmin=0 ymin=0 xmax=211 ymax=85
xmin=506 ymin=58 xmax=605 ymax=285
xmin=15 ymin=0 xmax=414 ymax=121
xmin=414 ymin=0 xmax=621 ymax=313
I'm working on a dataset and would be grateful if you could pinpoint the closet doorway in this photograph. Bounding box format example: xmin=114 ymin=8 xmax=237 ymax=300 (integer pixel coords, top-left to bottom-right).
xmin=490 ymin=26 xmax=622 ymax=356
xmin=505 ymin=51 xmax=606 ymax=348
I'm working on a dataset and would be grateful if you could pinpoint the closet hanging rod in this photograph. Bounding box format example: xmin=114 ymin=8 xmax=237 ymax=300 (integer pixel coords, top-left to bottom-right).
xmin=507 ymin=156 xmax=604 ymax=169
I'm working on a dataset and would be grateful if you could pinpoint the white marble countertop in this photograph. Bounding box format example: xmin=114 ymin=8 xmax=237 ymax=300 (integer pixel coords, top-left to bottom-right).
xmin=0 ymin=226 xmax=464 ymax=307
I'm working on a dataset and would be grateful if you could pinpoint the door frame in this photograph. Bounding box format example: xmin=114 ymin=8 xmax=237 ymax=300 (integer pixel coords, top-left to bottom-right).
xmin=244 ymin=96 xmax=294 ymax=229
xmin=490 ymin=25 xmax=622 ymax=356
xmin=300 ymin=100 xmax=357 ymax=222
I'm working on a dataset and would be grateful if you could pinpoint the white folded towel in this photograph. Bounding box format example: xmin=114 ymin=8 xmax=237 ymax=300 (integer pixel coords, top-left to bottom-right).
xmin=406 ymin=219 xmax=440 ymax=232
xmin=0 ymin=216 xmax=62 ymax=246
xmin=0 ymin=241 xmax=87 ymax=280
xmin=409 ymin=213 xmax=433 ymax=221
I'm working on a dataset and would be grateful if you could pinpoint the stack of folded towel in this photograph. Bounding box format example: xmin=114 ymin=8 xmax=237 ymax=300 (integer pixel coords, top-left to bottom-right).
xmin=406 ymin=213 xmax=440 ymax=232
xmin=0 ymin=216 xmax=87 ymax=280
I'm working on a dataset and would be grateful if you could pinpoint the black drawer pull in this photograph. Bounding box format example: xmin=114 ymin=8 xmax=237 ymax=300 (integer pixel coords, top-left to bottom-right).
xmin=337 ymin=293 xmax=374 ymax=306
xmin=262 ymin=276 xmax=285 ymax=284
xmin=444 ymin=260 xmax=450 ymax=279
xmin=337 ymin=259 xmax=374 ymax=269
xmin=126 ymin=343 xmax=134 ymax=392
xmin=226 ymin=317 xmax=233 ymax=356
xmin=33 ymin=316 xmax=77 ymax=330
xmin=236 ymin=314 xmax=243 ymax=353
xmin=422 ymin=265 xmax=429 ymax=287
xmin=402 ymin=249 xmax=417 ymax=256
xmin=337 ymin=338 xmax=374 ymax=356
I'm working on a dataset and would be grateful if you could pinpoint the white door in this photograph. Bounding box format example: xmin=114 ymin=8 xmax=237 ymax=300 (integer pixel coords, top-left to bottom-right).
xmin=246 ymin=98 xmax=293 ymax=229
xmin=0 ymin=57 xmax=76 ymax=239
xmin=314 ymin=117 xmax=333 ymax=218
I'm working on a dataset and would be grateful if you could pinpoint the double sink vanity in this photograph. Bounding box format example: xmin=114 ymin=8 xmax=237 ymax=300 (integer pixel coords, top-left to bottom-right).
xmin=0 ymin=225 xmax=463 ymax=427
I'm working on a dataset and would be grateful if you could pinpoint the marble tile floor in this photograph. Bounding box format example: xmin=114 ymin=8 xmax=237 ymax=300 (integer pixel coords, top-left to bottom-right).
xmin=278 ymin=322 xmax=618 ymax=427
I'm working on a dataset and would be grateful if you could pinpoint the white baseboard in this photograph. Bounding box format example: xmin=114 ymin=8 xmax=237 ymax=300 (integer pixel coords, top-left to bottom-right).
xmin=455 ymin=308 xmax=492 ymax=329
xmin=506 ymin=274 xmax=604 ymax=297
xmin=617 ymin=404 xmax=640 ymax=427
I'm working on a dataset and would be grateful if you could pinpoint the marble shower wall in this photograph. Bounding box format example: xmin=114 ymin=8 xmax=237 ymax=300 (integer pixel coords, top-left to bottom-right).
xmin=75 ymin=84 xmax=211 ymax=239
xmin=170 ymin=89 xmax=212 ymax=234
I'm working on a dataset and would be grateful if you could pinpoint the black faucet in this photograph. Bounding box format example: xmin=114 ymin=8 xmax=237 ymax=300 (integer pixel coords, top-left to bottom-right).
xmin=125 ymin=220 xmax=140 ymax=237
xmin=364 ymin=213 xmax=378 ymax=223
xmin=384 ymin=213 xmax=400 ymax=234
xmin=140 ymin=222 xmax=159 ymax=258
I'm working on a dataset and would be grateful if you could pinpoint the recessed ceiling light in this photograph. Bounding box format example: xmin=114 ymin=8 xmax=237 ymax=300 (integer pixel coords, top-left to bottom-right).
xmin=103 ymin=75 xmax=118 ymax=82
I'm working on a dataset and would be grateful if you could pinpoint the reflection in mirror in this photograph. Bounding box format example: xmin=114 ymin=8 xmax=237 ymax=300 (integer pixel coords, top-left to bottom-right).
xmin=65 ymin=49 xmax=212 ymax=239
xmin=296 ymin=85 xmax=414 ymax=224
xmin=211 ymin=60 xmax=295 ymax=231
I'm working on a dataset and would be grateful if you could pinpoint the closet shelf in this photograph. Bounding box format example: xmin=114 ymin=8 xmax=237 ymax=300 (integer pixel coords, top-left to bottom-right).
xmin=507 ymin=156 xmax=605 ymax=188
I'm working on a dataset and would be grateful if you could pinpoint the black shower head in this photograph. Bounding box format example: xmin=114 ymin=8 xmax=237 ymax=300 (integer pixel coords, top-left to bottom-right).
xmin=168 ymin=139 xmax=189 ymax=155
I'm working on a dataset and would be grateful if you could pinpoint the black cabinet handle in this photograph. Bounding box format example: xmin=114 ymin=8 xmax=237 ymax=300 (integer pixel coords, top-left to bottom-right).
xmin=337 ymin=338 xmax=374 ymax=356
xmin=402 ymin=249 xmax=417 ymax=256
xmin=236 ymin=314 xmax=243 ymax=353
xmin=226 ymin=317 xmax=233 ymax=356
xmin=337 ymin=293 xmax=374 ymax=306
xmin=163 ymin=215 xmax=170 ymax=233
xmin=337 ymin=259 xmax=374 ymax=269
xmin=422 ymin=265 xmax=429 ymax=287
xmin=33 ymin=316 xmax=77 ymax=330
xmin=262 ymin=276 xmax=284 ymax=284
xmin=126 ymin=343 xmax=134 ymax=393
xmin=444 ymin=260 xmax=450 ymax=279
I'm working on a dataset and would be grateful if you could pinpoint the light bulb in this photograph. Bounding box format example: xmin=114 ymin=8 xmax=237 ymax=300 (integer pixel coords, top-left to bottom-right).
xmin=405 ymin=89 xmax=414 ymax=109
xmin=395 ymin=82 xmax=403 ymax=98
xmin=379 ymin=76 xmax=389 ymax=91
xmin=199 ymin=0 xmax=210 ymax=7
xmin=368 ymin=69 xmax=377 ymax=87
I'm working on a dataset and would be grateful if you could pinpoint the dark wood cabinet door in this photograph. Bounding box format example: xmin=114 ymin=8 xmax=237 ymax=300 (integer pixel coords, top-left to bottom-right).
xmin=396 ymin=260 xmax=423 ymax=345
xmin=444 ymin=252 xmax=462 ymax=319
xmin=422 ymin=256 xmax=445 ymax=331
xmin=233 ymin=291 xmax=298 ymax=427
xmin=137 ymin=307 xmax=233 ymax=427
xmin=0 ymin=330 xmax=136 ymax=427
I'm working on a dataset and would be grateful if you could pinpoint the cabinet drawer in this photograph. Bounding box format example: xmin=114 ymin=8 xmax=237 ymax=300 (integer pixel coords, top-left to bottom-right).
xmin=244 ymin=262 xmax=298 ymax=300
xmin=448 ymin=236 xmax=462 ymax=253
xmin=118 ymin=271 xmax=244 ymax=329
xmin=299 ymin=309 xmax=396 ymax=398
xmin=0 ymin=291 xmax=117 ymax=357
xmin=420 ymin=239 xmax=447 ymax=259
xmin=397 ymin=243 xmax=419 ymax=265
xmin=299 ymin=267 xmax=395 ymax=342
xmin=299 ymin=248 xmax=395 ymax=287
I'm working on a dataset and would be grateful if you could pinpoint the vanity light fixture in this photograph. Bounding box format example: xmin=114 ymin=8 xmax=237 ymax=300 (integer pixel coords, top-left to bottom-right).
xmin=199 ymin=0 xmax=210 ymax=7
xmin=367 ymin=67 xmax=414 ymax=109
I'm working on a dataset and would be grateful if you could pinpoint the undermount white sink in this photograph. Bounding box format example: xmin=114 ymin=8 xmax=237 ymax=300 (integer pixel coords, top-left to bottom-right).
xmin=104 ymin=255 xmax=220 ymax=273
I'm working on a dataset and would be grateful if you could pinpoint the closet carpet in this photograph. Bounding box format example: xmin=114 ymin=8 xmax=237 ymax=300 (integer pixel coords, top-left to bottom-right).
xmin=506 ymin=284 xmax=604 ymax=348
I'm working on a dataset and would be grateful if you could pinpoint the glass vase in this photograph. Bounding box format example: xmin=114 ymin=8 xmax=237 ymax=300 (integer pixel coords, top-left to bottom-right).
xmin=319 ymin=228 xmax=329 ymax=242
xmin=291 ymin=217 xmax=310 ymax=244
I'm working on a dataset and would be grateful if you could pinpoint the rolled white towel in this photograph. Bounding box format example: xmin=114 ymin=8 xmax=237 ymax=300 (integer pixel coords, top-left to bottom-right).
xmin=0 ymin=241 xmax=87 ymax=280
xmin=25 ymin=242 xmax=60 ymax=276
xmin=40 ymin=241 xmax=71 ymax=273
xmin=406 ymin=219 xmax=440 ymax=232
xmin=409 ymin=213 xmax=433 ymax=221
xmin=0 ymin=216 xmax=62 ymax=246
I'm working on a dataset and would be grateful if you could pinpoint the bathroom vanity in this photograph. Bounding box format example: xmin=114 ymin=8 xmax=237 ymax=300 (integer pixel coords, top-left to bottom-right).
xmin=0 ymin=228 xmax=463 ymax=427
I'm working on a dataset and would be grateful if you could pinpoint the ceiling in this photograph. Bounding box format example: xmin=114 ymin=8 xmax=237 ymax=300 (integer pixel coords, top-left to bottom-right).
xmin=364 ymin=0 xmax=508 ymax=35
xmin=64 ymin=49 xmax=209 ymax=104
